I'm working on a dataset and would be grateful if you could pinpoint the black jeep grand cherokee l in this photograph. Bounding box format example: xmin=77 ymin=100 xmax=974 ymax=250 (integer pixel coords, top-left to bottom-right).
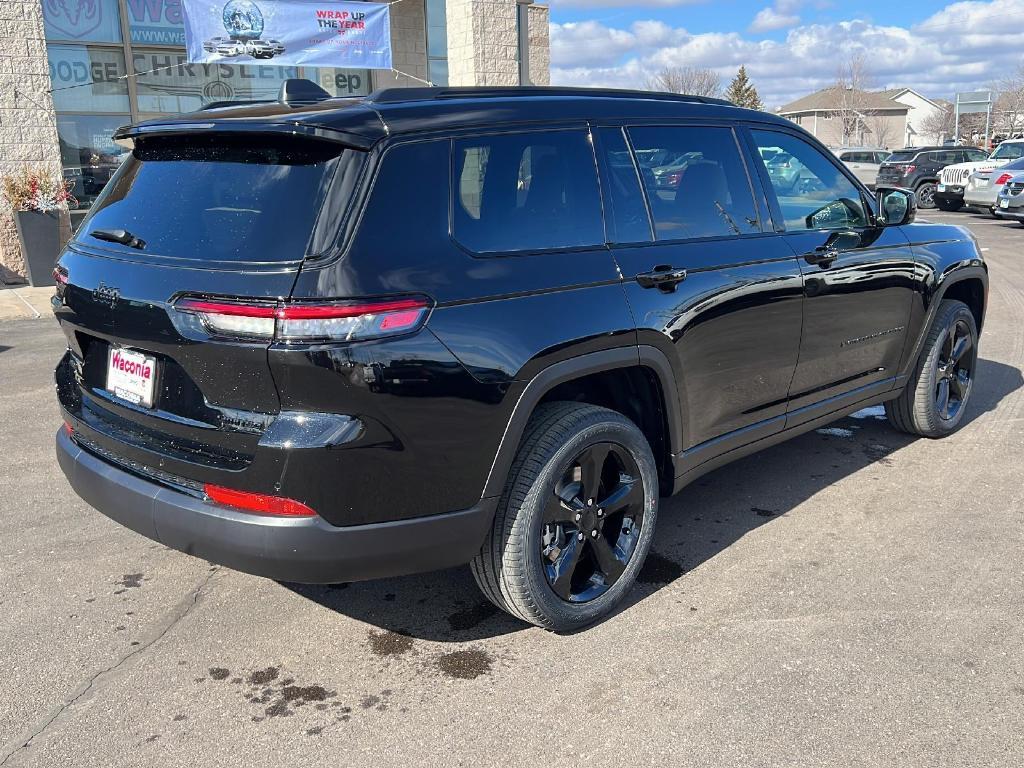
xmin=54 ymin=84 xmax=987 ymax=630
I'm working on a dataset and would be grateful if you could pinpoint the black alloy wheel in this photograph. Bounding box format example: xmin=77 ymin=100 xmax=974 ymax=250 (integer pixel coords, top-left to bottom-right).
xmin=917 ymin=182 xmax=937 ymax=209
xmin=934 ymin=317 xmax=975 ymax=422
xmin=541 ymin=442 xmax=645 ymax=603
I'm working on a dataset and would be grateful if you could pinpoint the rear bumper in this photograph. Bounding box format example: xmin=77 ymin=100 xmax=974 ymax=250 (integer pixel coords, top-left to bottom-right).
xmin=964 ymin=188 xmax=997 ymax=207
xmin=56 ymin=428 xmax=496 ymax=583
xmin=993 ymin=204 xmax=1024 ymax=222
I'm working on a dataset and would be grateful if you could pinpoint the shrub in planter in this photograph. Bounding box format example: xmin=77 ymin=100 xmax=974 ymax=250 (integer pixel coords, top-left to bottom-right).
xmin=2 ymin=166 xmax=77 ymax=287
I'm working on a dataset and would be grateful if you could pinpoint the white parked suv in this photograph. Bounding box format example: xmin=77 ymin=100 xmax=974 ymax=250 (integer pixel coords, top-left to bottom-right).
xmin=937 ymin=139 xmax=1024 ymax=212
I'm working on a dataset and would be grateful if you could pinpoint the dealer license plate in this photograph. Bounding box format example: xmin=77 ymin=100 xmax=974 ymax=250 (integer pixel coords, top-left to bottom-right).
xmin=107 ymin=346 xmax=157 ymax=408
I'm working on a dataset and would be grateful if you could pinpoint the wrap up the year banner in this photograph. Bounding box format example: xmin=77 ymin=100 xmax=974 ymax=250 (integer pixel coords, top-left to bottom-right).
xmin=182 ymin=0 xmax=393 ymax=69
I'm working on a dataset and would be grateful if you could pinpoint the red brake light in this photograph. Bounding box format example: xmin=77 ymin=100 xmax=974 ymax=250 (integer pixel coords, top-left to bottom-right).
xmin=53 ymin=267 xmax=69 ymax=285
xmin=903 ymin=164 xmax=916 ymax=175
xmin=995 ymin=173 xmax=1013 ymax=185
xmin=204 ymin=483 xmax=317 ymax=517
xmin=174 ymin=296 xmax=431 ymax=342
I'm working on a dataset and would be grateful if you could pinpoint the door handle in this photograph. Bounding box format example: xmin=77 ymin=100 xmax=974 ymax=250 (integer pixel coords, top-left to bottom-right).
xmin=636 ymin=266 xmax=688 ymax=291
xmin=803 ymin=246 xmax=838 ymax=267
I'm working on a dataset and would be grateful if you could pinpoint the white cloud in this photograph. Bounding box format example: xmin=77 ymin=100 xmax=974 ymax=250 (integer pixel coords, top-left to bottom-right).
xmin=549 ymin=0 xmax=1024 ymax=108
xmin=749 ymin=8 xmax=800 ymax=33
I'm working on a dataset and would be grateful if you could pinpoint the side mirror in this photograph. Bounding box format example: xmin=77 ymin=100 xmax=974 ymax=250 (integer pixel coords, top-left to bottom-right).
xmin=875 ymin=186 xmax=916 ymax=226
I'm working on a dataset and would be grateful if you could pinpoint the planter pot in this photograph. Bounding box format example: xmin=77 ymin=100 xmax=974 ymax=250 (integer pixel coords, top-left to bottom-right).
xmin=14 ymin=209 xmax=61 ymax=287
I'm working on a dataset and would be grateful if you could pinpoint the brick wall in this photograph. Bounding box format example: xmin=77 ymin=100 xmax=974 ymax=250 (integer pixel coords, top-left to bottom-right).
xmin=527 ymin=4 xmax=549 ymax=86
xmin=0 ymin=0 xmax=62 ymax=282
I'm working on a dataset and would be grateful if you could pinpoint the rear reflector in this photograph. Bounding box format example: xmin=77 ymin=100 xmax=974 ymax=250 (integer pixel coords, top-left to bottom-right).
xmin=63 ymin=420 xmax=74 ymax=436
xmin=204 ymin=483 xmax=317 ymax=517
xmin=175 ymin=296 xmax=431 ymax=342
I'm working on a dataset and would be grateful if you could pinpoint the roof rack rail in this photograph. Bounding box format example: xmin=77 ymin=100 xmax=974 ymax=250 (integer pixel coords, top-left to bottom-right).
xmin=199 ymin=99 xmax=275 ymax=111
xmin=367 ymin=86 xmax=733 ymax=107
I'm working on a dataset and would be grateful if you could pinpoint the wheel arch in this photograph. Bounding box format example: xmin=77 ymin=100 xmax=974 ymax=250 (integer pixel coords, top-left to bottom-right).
xmin=481 ymin=346 xmax=683 ymax=499
xmin=900 ymin=266 xmax=988 ymax=381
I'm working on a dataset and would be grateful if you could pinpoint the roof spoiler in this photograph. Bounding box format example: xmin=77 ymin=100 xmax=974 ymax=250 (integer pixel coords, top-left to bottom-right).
xmin=278 ymin=78 xmax=332 ymax=106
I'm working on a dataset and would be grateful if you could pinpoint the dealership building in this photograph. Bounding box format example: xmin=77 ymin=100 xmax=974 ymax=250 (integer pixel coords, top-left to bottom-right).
xmin=0 ymin=0 xmax=550 ymax=279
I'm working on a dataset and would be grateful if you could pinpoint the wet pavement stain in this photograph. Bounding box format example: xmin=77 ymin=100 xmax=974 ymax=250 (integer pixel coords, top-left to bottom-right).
xmin=117 ymin=573 xmax=144 ymax=589
xmin=367 ymin=629 xmax=414 ymax=657
xmin=248 ymin=666 xmax=279 ymax=686
xmin=436 ymin=648 xmax=494 ymax=680
xmin=751 ymin=507 xmax=776 ymax=517
xmin=637 ymin=551 xmax=685 ymax=585
xmin=447 ymin=601 xmax=500 ymax=632
xmin=208 ymin=667 xmax=231 ymax=681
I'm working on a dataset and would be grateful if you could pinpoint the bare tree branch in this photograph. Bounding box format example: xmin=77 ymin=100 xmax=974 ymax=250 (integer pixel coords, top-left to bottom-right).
xmin=646 ymin=66 xmax=722 ymax=99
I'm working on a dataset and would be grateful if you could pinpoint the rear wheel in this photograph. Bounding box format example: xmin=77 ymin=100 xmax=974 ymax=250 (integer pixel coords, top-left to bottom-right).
xmin=885 ymin=299 xmax=978 ymax=437
xmin=916 ymin=181 xmax=938 ymax=209
xmin=471 ymin=402 xmax=658 ymax=631
xmin=935 ymin=198 xmax=963 ymax=212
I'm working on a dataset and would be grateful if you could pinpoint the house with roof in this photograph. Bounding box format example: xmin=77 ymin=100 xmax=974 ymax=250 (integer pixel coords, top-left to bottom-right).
xmin=778 ymin=87 xmax=943 ymax=148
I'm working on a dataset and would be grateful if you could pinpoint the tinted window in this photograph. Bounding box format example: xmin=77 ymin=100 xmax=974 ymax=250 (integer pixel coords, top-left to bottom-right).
xmin=1002 ymin=157 xmax=1024 ymax=171
xmin=751 ymin=129 xmax=868 ymax=231
xmin=927 ymin=151 xmax=959 ymax=165
xmin=874 ymin=151 xmax=891 ymax=164
xmin=842 ymin=152 xmax=873 ymax=163
xmin=453 ymin=130 xmax=603 ymax=253
xmin=596 ymin=128 xmax=652 ymax=243
xmin=79 ymin=136 xmax=348 ymax=262
xmin=629 ymin=126 xmax=759 ymax=240
xmin=886 ymin=151 xmax=917 ymax=163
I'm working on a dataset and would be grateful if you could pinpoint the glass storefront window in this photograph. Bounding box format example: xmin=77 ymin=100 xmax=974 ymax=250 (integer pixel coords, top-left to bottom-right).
xmin=48 ymin=46 xmax=131 ymax=113
xmin=314 ymin=68 xmax=373 ymax=98
xmin=428 ymin=58 xmax=448 ymax=87
xmin=426 ymin=0 xmax=447 ymax=58
xmin=42 ymin=0 xmax=122 ymax=43
xmin=126 ymin=0 xmax=187 ymax=46
xmin=133 ymin=49 xmax=308 ymax=112
xmin=57 ymin=114 xmax=131 ymax=210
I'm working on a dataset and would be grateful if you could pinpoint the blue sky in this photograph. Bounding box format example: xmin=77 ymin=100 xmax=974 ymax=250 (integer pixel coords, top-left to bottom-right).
xmin=547 ymin=0 xmax=1024 ymax=107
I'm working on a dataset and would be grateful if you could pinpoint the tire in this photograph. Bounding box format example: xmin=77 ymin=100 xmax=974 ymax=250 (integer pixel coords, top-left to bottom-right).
xmin=935 ymin=198 xmax=963 ymax=212
xmin=885 ymin=299 xmax=978 ymax=438
xmin=916 ymin=181 xmax=938 ymax=209
xmin=470 ymin=402 xmax=659 ymax=631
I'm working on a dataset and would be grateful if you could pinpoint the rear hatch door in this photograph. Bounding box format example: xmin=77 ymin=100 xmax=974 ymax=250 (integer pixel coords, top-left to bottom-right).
xmin=56 ymin=131 xmax=363 ymax=487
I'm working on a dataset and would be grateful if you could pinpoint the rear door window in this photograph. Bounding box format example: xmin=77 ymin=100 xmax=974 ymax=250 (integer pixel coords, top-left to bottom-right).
xmin=595 ymin=127 xmax=653 ymax=244
xmin=79 ymin=136 xmax=352 ymax=263
xmin=452 ymin=130 xmax=604 ymax=253
xmin=628 ymin=125 xmax=760 ymax=240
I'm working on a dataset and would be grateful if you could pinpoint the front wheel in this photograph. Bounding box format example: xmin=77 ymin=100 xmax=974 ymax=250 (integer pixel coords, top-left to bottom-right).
xmin=885 ymin=299 xmax=978 ymax=437
xmin=916 ymin=181 xmax=938 ymax=209
xmin=471 ymin=402 xmax=658 ymax=631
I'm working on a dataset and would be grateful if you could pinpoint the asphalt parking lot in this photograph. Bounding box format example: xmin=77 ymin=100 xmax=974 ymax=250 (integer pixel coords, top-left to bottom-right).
xmin=2 ymin=210 xmax=1023 ymax=767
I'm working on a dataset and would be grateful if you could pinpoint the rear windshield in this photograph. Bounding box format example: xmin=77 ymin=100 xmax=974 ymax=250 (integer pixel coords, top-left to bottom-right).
xmin=1004 ymin=157 xmax=1024 ymax=171
xmin=885 ymin=151 xmax=917 ymax=163
xmin=77 ymin=136 xmax=354 ymax=263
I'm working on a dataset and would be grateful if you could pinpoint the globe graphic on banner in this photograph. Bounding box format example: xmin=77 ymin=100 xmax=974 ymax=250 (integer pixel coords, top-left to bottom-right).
xmin=222 ymin=0 xmax=265 ymax=40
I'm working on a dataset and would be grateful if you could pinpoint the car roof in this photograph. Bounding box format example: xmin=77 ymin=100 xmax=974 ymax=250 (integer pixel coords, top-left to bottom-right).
xmin=116 ymin=86 xmax=798 ymax=151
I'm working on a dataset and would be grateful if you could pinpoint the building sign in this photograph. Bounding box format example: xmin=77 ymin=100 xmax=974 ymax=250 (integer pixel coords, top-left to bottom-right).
xmin=127 ymin=0 xmax=188 ymax=45
xmin=182 ymin=0 xmax=392 ymax=69
xmin=43 ymin=0 xmax=123 ymax=43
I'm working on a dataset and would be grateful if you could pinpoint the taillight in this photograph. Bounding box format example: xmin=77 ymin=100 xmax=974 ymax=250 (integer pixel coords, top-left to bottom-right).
xmin=994 ymin=173 xmax=1013 ymax=185
xmin=53 ymin=266 xmax=69 ymax=285
xmin=174 ymin=296 xmax=431 ymax=343
xmin=204 ymin=483 xmax=317 ymax=517
xmin=902 ymin=164 xmax=916 ymax=175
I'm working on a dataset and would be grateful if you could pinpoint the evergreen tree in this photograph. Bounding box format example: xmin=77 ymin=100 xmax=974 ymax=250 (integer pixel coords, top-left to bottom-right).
xmin=725 ymin=66 xmax=763 ymax=110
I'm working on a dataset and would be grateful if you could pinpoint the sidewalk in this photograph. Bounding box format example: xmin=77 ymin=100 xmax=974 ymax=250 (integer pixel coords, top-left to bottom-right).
xmin=0 ymin=285 xmax=55 ymax=320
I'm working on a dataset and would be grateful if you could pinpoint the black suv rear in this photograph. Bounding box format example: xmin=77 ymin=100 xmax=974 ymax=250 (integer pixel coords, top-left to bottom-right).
xmin=55 ymin=84 xmax=988 ymax=630
xmin=877 ymin=145 xmax=989 ymax=209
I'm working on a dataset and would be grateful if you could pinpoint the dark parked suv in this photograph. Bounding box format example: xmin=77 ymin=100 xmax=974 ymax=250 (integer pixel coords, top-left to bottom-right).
xmin=876 ymin=145 xmax=988 ymax=209
xmin=54 ymin=84 xmax=987 ymax=630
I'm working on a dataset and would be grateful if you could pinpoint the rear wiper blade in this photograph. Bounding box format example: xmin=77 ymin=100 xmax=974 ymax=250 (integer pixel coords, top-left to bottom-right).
xmin=90 ymin=228 xmax=146 ymax=250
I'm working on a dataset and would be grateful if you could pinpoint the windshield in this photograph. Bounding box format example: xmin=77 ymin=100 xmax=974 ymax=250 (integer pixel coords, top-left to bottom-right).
xmin=991 ymin=142 xmax=1024 ymax=160
xmin=78 ymin=135 xmax=355 ymax=263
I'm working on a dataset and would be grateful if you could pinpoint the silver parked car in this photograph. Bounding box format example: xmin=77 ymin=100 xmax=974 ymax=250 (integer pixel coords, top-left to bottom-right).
xmin=993 ymin=171 xmax=1024 ymax=225
xmin=964 ymin=156 xmax=1024 ymax=213
xmin=834 ymin=147 xmax=891 ymax=189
